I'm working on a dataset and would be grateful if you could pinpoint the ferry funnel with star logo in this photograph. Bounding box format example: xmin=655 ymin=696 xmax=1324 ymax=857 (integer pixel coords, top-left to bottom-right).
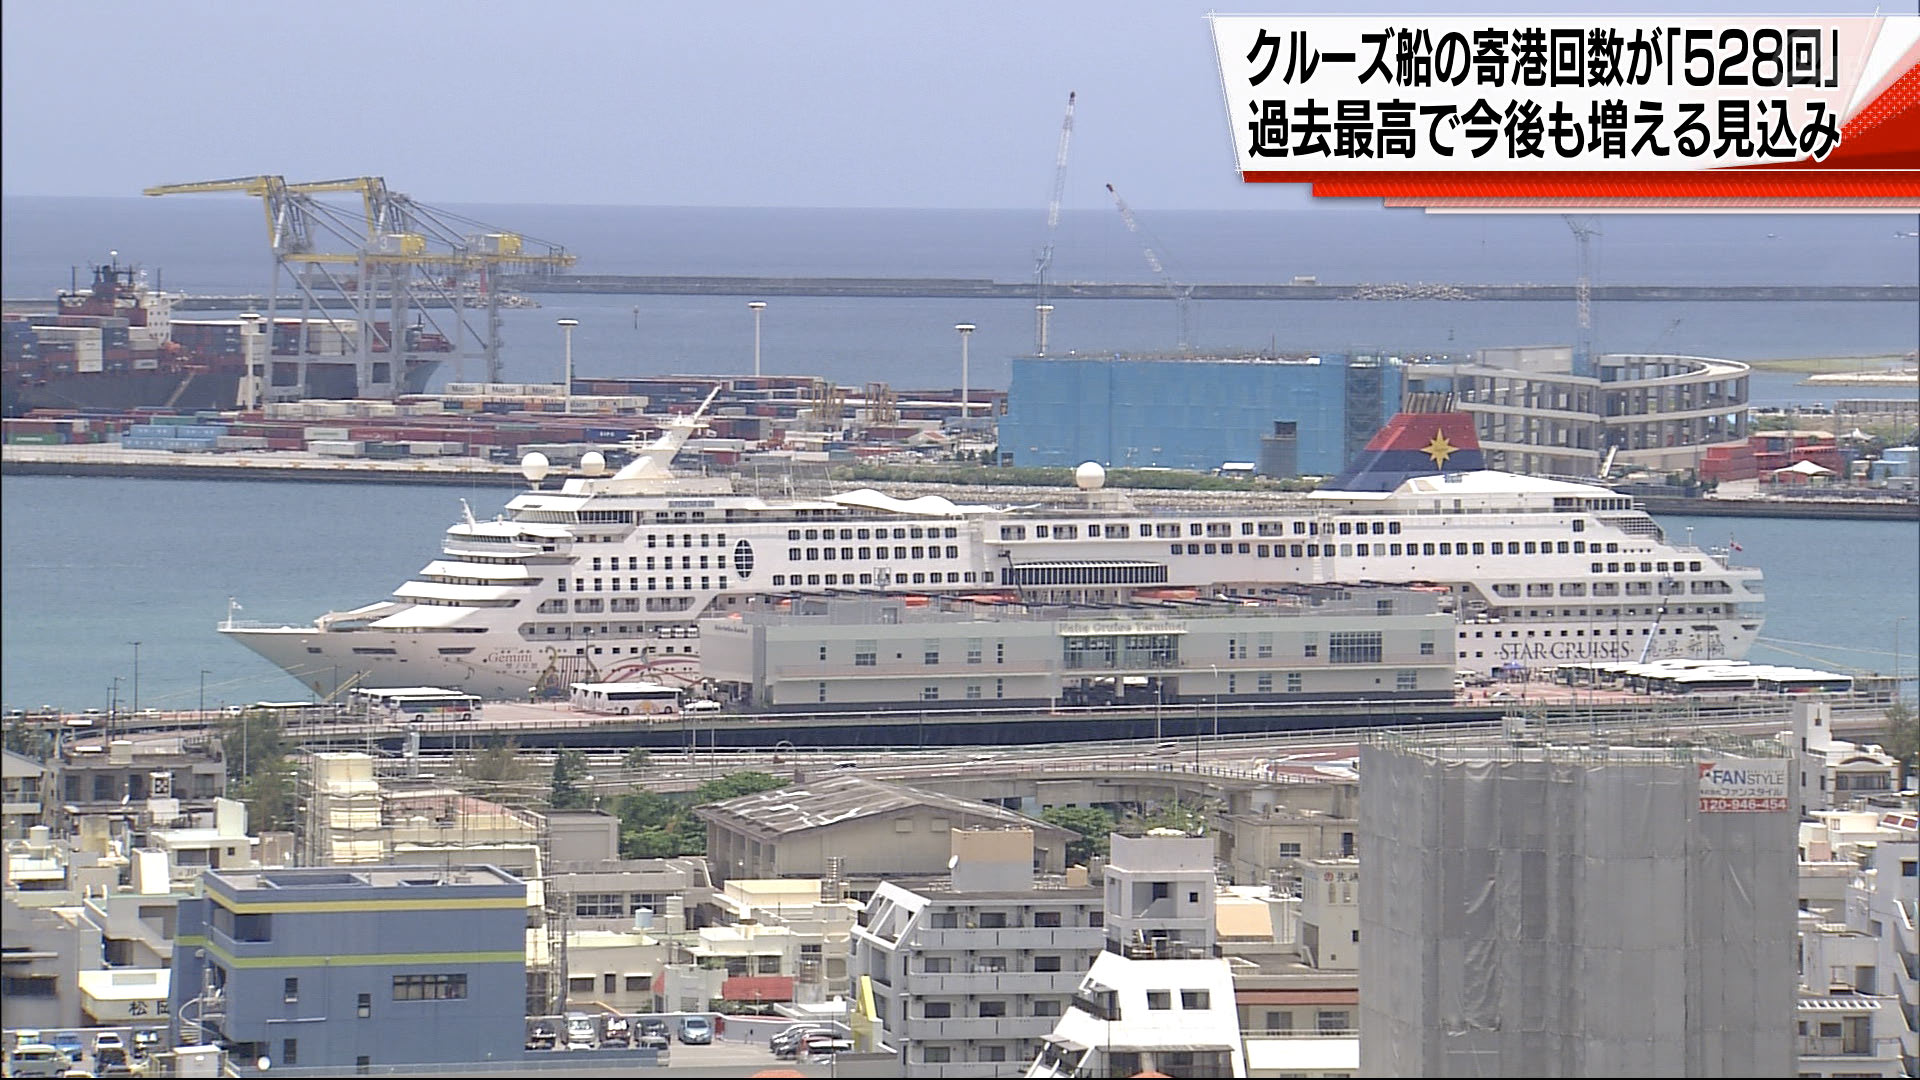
xmin=1324 ymin=407 xmax=1485 ymax=492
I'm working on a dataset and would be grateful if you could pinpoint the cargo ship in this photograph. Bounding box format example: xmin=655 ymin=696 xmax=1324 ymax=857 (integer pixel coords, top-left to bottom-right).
xmin=2 ymin=258 xmax=449 ymax=417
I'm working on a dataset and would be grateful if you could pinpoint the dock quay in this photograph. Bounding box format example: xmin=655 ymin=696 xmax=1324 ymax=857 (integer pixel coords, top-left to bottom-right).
xmin=506 ymin=276 xmax=1920 ymax=302
xmin=13 ymin=280 xmax=1910 ymax=310
xmin=8 ymin=443 xmax=1918 ymax=519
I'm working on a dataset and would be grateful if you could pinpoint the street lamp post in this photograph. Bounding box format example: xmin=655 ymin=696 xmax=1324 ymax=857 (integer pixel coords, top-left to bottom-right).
xmin=954 ymin=323 xmax=975 ymax=432
xmin=199 ymin=669 xmax=209 ymax=725
xmin=1208 ymin=663 xmax=1220 ymax=759
xmin=557 ymin=318 xmax=578 ymax=414
xmin=748 ymin=302 xmax=767 ymax=377
xmin=129 ymin=640 xmax=141 ymax=716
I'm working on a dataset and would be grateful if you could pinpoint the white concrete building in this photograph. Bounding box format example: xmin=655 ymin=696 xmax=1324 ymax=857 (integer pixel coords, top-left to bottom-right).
xmin=1104 ymin=832 xmax=1216 ymax=960
xmin=1028 ymin=952 xmax=1245 ymax=1078
xmin=851 ymin=829 xmax=1104 ymax=1077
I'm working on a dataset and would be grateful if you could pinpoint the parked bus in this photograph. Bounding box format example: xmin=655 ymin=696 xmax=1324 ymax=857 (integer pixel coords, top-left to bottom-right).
xmin=571 ymin=681 xmax=681 ymax=716
xmin=351 ymin=687 xmax=482 ymax=722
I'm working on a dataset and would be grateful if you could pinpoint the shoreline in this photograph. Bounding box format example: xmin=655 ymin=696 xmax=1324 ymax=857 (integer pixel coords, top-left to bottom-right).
xmin=6 ymin=445 xmax=1914 ymax=520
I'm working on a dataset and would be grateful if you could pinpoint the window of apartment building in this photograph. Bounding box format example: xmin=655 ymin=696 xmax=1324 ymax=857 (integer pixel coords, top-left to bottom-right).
xmin=1147 ymin=990 xmax=1172 ymax=1010
xmin=1150 ymin=881 xmax=1170 ymax=901
xmin=357 ymin=992 xmax=371 ymax=1018
xmin=977 ymin=956 xmax=1008 ymax=973
xmin=1265 ymin=1009 xmax=1294 ymax=1032
xmin=978 ymin=912 xmax=1008 ymax=929
xmin=1317 ymin=1009 xmax=1351 ymax=1033
xmin=924 ymin=1001 xmax=952 ymax=1018
xmin=626 ymin=975 xmax=652 ymax=992
xmin=393 ymin=974 xmax=468 ymax=1001
xmin=980 ymin=1045 xmax=1007 ymax=1062
xmin=1034 ymin=911 xmax=1062 ymax=927
xmin=1033 ymin=999 xmax=1062 ymax=1017
xmin=281 ymin=1040 xmax=297 ymax=1067
xmin=604 ymin=973 xmax=618 ymax=994
xmin=1035 ymin=955 xmax=1063 ymax=972
xmin=575 ymin=893 xmax=625 ymax=917
xmin=924 ymin=1047 xmax=951 ymax=1064
xmin=1089 ymin=911 xmax=1103 ymax=927
xmin=967 ymin=638 xmax=983 ymax=664
xmin=931 ymin=912 xmax=958 ymax=929
xmin=979 ymin=1001 xmax=1007 ymax=1018
xmin=1277 ymin=841 xmax=1302 ymax=859
xmin=758 ymin=955 xmax=782 ymax=974
xmin=568 ymin=976 xmax=595 ymax=993
xmin=924 ymin=957 xmax=952 ymax=973
xmin=1181 ymin=989 xmax=1210 ymax=1010
xmin=284 ymin=977 xmax=299 ymax=1002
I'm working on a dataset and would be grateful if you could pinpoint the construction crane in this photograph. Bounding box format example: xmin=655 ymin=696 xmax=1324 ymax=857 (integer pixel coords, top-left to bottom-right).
xmin=1032 ymin=91 xmax=1075 ymax=356
xmin=145 ymin=175 xmax=574 ymax=395
xmin=1564 ymin=215 xmax=1600 ymax=373
xmin=1107 ymin=183 xmax=1191 ymax=351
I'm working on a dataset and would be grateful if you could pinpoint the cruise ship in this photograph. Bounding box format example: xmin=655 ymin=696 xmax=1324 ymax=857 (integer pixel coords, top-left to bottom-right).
xmin=222 ymin=400 xmax=1764 ymax=699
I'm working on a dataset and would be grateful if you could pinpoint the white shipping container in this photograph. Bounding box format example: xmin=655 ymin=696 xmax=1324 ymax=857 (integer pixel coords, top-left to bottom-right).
xmin=310 ymin=440 xmax=366 ymax=457
xmin=216 ymin=435 xmax=271 ymax=450
xmin=304 ymin=426 xmax=352 ymax=441
xmin=76 ymin=340 xmax=105 ymax=372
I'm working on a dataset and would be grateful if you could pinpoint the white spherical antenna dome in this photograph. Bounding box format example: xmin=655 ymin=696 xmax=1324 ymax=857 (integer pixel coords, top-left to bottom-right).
xmin=1074 ymin=461 xmax=1106 ymax=491
xmin=579 ymin=450 xmax=607 ymax=476
xmin=519 ymin=452 xmax=551 ymax=484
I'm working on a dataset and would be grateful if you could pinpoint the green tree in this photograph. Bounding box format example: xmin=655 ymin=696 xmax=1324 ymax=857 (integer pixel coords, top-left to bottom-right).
xmin=463 ymin=738 xmax=533 ymax=787
xmin=622 ymin=746 xmax=652 ymax=772
xmin=220 ymin=709 xmax=288 ymax=785
xmin=4 ymin=722 xmax=51 ymax=761
xmin=235 ymin=757 xmax=298 ymax=833
xmin=693 ymin=771 xmax=785 ymax=804
xmin=1879 ymin=700 xmax=1918 ymax=788
xmin=550 ymin=748 xmax=592 ymax=810
xmin=1040 ymin=805 xmax=1119 ymax=866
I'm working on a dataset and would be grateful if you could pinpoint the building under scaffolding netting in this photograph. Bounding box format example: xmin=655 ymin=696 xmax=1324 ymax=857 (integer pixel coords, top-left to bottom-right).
xmin=1358 ymin=733 xmax=1797 ymax=1077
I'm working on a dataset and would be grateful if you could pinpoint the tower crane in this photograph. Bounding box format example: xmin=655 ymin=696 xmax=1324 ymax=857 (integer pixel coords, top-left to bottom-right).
xmin=145 ymin=175 xmax=574 ymax=396
xmin=1032 ymin=91 xmax=1075 ymax=356
xmin=1106 ymin=182 xmax=1191 ymax=351
xmin=1564 ymin=215 xmax=1600 ymax=373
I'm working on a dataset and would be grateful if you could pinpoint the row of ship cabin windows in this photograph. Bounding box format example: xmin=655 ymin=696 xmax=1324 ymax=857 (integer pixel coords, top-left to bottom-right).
xmin=791 ymin=526 xmax=959 ymax=541
xmin=776 ymin=571 xmax=983 ymax=587
xmin=1000 ymin=519 xmax=1422 ymax=541
xmin=792 ymin=545 xmax=960 ymax=561
xmin=1492 ymin=580 xmax=1722 ymax=600
xmin=587 ymin=554 xmax=726 ymax=572
xmin=1167 ymin=539 xmax=1635 ymax=558
xmin=558 ymin=576 xmax=732 ymax=596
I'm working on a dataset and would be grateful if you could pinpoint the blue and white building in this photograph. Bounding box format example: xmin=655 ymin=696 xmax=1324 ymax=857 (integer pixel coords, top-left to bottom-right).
xmin=169 ymin=864 xmax=527 ymax=1070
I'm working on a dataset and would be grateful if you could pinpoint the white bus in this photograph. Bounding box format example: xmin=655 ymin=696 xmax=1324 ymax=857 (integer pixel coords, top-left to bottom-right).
xmin=570 ymin=681 xmax=681 ymax=716
xmin=352 ymin=687 xmax=482 ymax=722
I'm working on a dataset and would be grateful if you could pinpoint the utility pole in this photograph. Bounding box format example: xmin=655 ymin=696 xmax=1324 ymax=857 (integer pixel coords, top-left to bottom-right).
xmin=129 ymin=641 xmax=141 ymax=715
xmin=557 ymin=319 xmax=578 ymax=414
xmin=954 ymin=324 xmax=975 ymax=433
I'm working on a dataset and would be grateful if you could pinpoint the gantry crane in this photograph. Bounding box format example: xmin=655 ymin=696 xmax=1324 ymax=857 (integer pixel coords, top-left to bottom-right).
xmin=1564 ymin=215 xmax=1601 ymax=373
xmin=145 ymin=175 xmax=574 ymax=397
xmin=1106 ymin=182 xmax=1191 ymax=351
xmin=1032 ymin=91 xmax=1075 ymax=356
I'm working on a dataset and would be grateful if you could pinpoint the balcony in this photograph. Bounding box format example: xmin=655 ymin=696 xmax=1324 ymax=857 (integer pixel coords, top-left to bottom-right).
xmin=907 ymin=925 xmax=1102 ymax=951
xmin=905 ymin=1015 xmax=1052 ymax=1041
xmin=911 ymin=970 xmax=1076 ymax=995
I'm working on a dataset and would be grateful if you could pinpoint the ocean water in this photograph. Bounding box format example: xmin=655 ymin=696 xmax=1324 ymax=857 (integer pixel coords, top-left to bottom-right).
xmin=1 ymin=475 xmax=1913 ymax=712
xmin=1 ymin=200 xmax=1915 ymax=709
xmin=4 ymin=198 xmax=1916 ymax=400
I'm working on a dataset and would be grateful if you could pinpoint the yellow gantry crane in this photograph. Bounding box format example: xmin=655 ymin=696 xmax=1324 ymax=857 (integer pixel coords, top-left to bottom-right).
xmin=145 ymin=174 xmax=575 ymax=392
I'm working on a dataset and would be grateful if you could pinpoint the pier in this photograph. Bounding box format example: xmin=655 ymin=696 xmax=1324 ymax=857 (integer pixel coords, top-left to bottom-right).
xmin=7 ymin=279 xmax=1915 ymax=313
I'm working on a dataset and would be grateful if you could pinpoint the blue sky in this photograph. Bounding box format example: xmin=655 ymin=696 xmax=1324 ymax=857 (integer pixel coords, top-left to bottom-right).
xmin=1 ymin=1 xmax=1896 ymax=208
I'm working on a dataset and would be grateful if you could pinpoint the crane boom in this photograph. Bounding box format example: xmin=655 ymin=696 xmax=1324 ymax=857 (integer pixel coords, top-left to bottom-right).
xmin=1033 ymin=91 xmax=1076 ymax=354
xmin=1106 ymin=182 xmax=1190 ymax=351
xmin=1564 ymin=215 xmax=1600 ymax=372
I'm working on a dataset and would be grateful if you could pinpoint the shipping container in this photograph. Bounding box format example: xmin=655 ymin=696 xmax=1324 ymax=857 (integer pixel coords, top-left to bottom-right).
xmin=310 ymin=440 xmax=367 ymax=457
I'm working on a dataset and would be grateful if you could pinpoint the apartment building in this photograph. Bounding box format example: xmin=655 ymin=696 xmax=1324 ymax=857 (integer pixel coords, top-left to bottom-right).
xmin=851 ymin=828 xmax=1104 ymax=1077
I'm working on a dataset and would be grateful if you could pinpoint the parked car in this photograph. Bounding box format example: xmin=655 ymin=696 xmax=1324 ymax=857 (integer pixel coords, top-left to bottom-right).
xmin=677 ymin=1016 xmax=712 ymax=1045
xmin=128 ymin=1033 xmax=159 ymax=1062
xmin=565 ymin=1013 xmax=596 ymax=1051
xmin=682 ymin=699 xmax=723 ymax=713
xmin=771 ymin=1025 xmax=832 ymax=1055
xmin=5 ymin=1043 xmax=68 ymax=1078
xmin=638 ymin=1019 xmax=671 ymax=1041
xmin=599 ymin=1016 xmax=631 ymax=1049
xmin=635 ymin=1033 xmax=670 ymax=1051
xmin=800 ymin=1034 xmax=853 ymax=1059
xmin=524 ymin=1025 xmax=557 ymax=1051
xmin=47 ymin=1037 xmax=82 ymax=1066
